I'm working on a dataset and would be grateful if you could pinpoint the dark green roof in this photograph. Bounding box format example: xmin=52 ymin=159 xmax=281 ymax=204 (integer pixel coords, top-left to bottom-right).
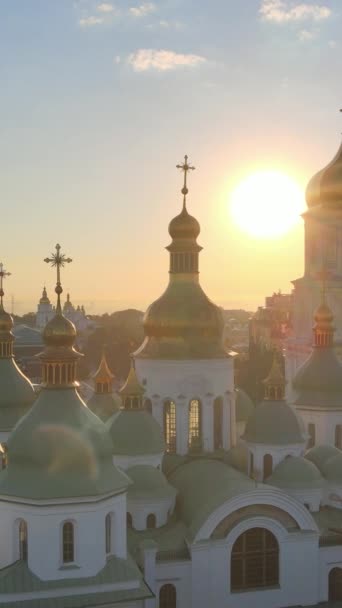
xmin=128 ymin=517 xmax=189 ymax=562
xmin=0 ymin=555 xmax=152 ymax=607
xmin=0 ymin=359 xmax=36 ymax=431
xmin=235 ymin=388 xmax=254 ymax=422
xmin=87 ymin=392 xmax=121 ymax=421
xmin=224 ymin=445 xmax=249 ymax=474
xmin=13 ymin=325 xmax=43 ymax=347
xmin=243 ymin=400 xmax=306 ymax=445
xmin=305 ymin=445 xmax=341 ymax=473
xmin=169 ymin=459 xmax=255 ymax=538
xmin=321 ymin=453 xmax=342 ymax=482
xmin=0 ymin=388 xmax=129 ymax=500
xmin=267 ymin=456 xmax=322 ymax=488
xmin=127 ymin=465 xmax=177 ymax=500
xmin=293 ymin=348 xmax=342 ymax=408
xmin=107 ymin=410 xmax=165 ymax=456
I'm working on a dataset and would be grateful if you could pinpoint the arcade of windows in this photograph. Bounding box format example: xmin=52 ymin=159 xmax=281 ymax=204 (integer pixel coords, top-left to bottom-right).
xmin=164 ymin=397 xmax=224 ymax=453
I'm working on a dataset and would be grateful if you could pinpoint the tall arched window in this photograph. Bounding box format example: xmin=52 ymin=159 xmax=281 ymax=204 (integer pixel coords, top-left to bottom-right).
xmin=213 ymin=397 xmax=223 ymax=450
xmin=249 ymin=452 xmax=254 ymax=479
xmin=62 ymin=522 xmax=74 ymax=563
xmin=159 ymin=583 xmax=177 ymax=608
xmin=231 ymin=528 xmax=279 ymax=591
xmin=263 ymin=454 xmax=273 ymax=480
xmin=105 ymin=514 xmax=112 ymax=554
xmin=335 ymin=426 xmax=342 ymax=449
xmin=164 ymin=400 xmax=176 ymax=453
xmin=308 ymin=423 xmax=315 ymax=449
xmin=19 ymin=520 xmax=28 ymax=562
xmin=188 ymin=399 xmax=202 ymax=449
xmin=146 ymin=513 xmax=156 ymax=529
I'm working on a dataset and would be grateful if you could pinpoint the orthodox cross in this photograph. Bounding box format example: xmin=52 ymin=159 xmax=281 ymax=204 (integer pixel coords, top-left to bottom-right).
xmin=0 ymin=263 xmax=11 ymax=308
xmin=176 ymin=155 xmax=195 ymax=209
xmin=44 ymin=244 xmax=72 ymax=311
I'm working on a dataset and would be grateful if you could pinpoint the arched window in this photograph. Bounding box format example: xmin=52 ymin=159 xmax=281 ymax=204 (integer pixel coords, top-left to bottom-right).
xmin=144 ymin=399 xmax=152 ymax=414
xmin=127 ymin=513 xmax=133 ymax=529
xmin=146 ymin=513 xmax=156 ymax=529
xmin=62 ymin=522 xmax=74 ymax=563
xmin=263 ymin=454 xmax=273 ymax=480
xmin=19 ymin=520 xmax=28 ymax=562
xmin=329 ymin=567 xmax=342 ymax=600
xmin=213 ymin=397 xmax=223 ymax=450
xmin=159 ymin=583 xmax=177 ymax=608
xmin=231 ymin=528 xmax=279 ymax=591
xmin=105 ymin=514 xmax=112 ymax=554
xmin=164 ymin=400 xmax=176 ymax=454
xmin=335 ymin=425 xmax=342 ymax=449
xmin=308 ymin=423 xmax=315 ymax=449
xmin=188 ymin=399 xmax=202 ymax=449
xmin=249 ymin=452 xmax=254 ymax=479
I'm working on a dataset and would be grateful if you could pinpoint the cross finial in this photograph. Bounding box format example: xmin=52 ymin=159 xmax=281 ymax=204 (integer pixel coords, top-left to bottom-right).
xmin=0 ymin=263 xmax=11 ymax=309
xmin=176 ymin=155 xmax=195 ymax=210
xmin=44 ymin=244 xmax=72 ymax=313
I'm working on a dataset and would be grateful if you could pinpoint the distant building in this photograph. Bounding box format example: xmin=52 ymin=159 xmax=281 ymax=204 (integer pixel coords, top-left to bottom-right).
xmin=36 ymin=286 xmax=54 ymax=330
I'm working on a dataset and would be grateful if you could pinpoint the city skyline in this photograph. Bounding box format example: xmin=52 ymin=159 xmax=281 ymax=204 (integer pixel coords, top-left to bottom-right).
xmin=1 ymin=0 xmax=342 ymax=314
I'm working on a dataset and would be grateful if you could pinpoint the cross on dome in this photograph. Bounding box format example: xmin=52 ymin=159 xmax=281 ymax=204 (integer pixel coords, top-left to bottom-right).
xmin=44 ymin=244 xmax=72 ymax=312
xmin=0 ymin=263 xmax=11 ymax=308
xmin=176 ymin=155 xmax=195 ymax=209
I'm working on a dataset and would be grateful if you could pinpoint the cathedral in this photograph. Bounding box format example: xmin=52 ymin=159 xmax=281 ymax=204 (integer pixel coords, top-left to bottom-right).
xmin=0 ymin=146 xmax=342 ymax=608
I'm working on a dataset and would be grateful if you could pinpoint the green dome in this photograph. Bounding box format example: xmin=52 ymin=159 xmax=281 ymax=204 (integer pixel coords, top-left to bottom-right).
xmin=235 ymin=388 xmax=254 ymax=423
xmin=243 ymin=400 xmax=305 ymax=445
xmin=0 ymin=388 xmax=129 ymax=500
xmin=87 ymin=392 xmax=121 ymax=422
xmin=306 ymin=141 xmax=342 ymax=208
xmin=321 ymin=453 xmax=342 ymax=482
xmin=293 ymin=349 xmax=342 ymax=408
xmin=224 ymin=444 xmax=248 ymax=474
xmin=305 ymin=445 xmax=341 ymax=472
xmin=107 ymin=410 xmax=165 ymax=456
xmin=0 ymin=359 xmax=35 ymax=432
xmin=267 ymin=456 xmax=322 ymax=489
xmin=127 ymin=465 xmax=176 ymax=500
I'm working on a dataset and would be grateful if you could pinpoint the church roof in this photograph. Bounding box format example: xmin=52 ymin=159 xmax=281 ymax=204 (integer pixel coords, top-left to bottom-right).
xmin=0 ymin=388 xmax=130 ymax=500
xmin=107 ymin=410 xmax=165 ymax=456
xmin=293 ymin=348 xmax=342 ymax=408
xmin=0 ymin=555 xmax=152 ymax=607
xmin=0 ymin=359 xmax=36 ymax=431
xmin=87 ymin=391 xmax=121 ymax=421
xmin=243 ymin=400 xmax=306 ymax=445
xmin=127 ymin=465 xmax=177 ymax=500
xmin=305 ymin=445 xmax=341 ymax=472
xmin=321 ymin=452 xmax=342 ymax=483
xmin=306 ymin=139 xmax=342 ymax=209
xmin=266 ymin=456 xmax=322 ymax=489
xmin=13 ymin=325 xmax=43 ymax=347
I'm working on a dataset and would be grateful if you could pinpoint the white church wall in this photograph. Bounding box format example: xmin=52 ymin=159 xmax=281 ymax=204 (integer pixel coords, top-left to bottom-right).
xmin=0 ymin=493 xmax=127 ymax=579
xmin=246 ymin=442 xmax=305 ymax=482
xmin=128 ymin=496 xmax=176 ymax=530
xmin=295 ymin=408 xmax=342 ymax=448
xmin=155 ymin=560 xmax=192 ymax=608
xmin=319 ymin=545 xmax=342 ymax=602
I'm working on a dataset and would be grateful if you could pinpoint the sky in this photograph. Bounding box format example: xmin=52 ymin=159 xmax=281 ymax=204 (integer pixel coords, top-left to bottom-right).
xmin=0 ymin=0 xmax=341 ymax=314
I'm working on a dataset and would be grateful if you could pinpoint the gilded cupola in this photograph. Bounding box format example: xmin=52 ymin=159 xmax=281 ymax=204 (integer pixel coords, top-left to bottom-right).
xmin=306 ymin=112 xmax=342 ymax=209
xmin=136 ymin=156 xmax=226 ymax=360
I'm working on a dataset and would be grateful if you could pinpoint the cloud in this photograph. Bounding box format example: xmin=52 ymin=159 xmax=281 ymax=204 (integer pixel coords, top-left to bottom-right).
xmin=127 ymin=49 xmax=206 ymax=72
xmin=129 ymin=2 xmax=155 ymax=17
xmin=260 ymin=1 xmax=331 ymax=23
xmin=298 ymin=28 xmax=316 ymax=40
xmin=79 ymin=15 xmax=104 ymax=26
xmin=97 ymin=2 xmax=115 ymax=12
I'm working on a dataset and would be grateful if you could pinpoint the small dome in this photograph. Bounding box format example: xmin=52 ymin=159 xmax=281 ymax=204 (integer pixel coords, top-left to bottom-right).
xmin=168 ymin=206 xmax=200 ymax=240
xmin=267 ymin=456 xmax=322 ymax=488
xmin=314 ymin=303 xmax=333 ymax=324
xmin=306 ymin=141 xmax=342 ymax=208
xmin=235 ymin=388 xmax=254 ymax=423
xmin=305 ymin=445 xmax=341 ymax=472
xmin=321 ymin=453 xmax=342 ymax=483
xmin=87 ymin=392 xmax=121 ymax=421
xmin=107 ymin=410 xmax=165 ymax=456
xmin=293 ymin=349 xmax=342 ymax=406
xmin=126 ymin=465 xmax=176 ymax=500
xmin=43 ymin=313 xmax=76 ymax=348
xmin=39 ymin=287 xmax=50 ymax=304
xmin=243 ymin=400 xmax=305 ymax=445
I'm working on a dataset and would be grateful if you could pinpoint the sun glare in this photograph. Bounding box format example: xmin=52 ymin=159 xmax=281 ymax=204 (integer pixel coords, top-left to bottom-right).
xmin=229 ymin=171 xmax=305 ymax=238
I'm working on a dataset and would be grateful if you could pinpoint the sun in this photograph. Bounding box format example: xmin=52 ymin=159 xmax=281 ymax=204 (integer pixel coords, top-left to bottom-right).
xmin=229 ymin=171 xmax=305 ymax=238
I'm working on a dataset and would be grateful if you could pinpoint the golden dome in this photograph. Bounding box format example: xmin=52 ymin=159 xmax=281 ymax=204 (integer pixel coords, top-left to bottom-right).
xmin=43 ymin=312 xmax=76 ymax=348
xmin=168 ymin=205 xmax=200 ymax=240
xmin=0 ymin=306 xmax=13 ymax=333
xmin=314 ymin=302 xmax=333 ymax=325
xmin=306 ymin=140 xmax=342 ymax=209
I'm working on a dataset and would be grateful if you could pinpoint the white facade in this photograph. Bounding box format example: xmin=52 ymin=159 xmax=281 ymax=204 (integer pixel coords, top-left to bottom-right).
xmin=245 ymin=441 xmax=306 ymax=482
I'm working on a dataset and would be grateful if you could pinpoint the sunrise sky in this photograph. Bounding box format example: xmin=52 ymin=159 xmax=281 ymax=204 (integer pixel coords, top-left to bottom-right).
xmin=0 ymin=0 xmax=341 ymax=314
